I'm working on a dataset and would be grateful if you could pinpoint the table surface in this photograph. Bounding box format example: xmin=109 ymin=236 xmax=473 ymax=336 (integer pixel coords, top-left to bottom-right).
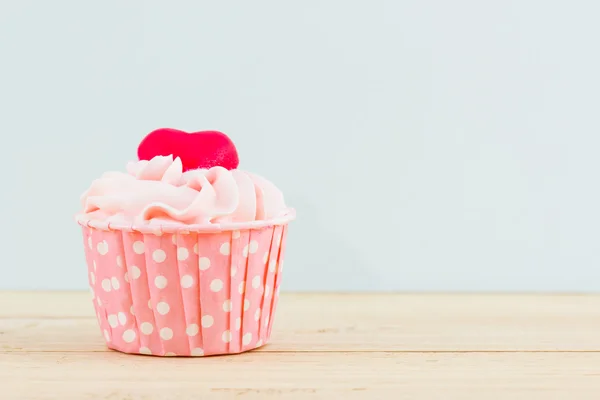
xmin=2 ymin=292 xmax=600 ymax=399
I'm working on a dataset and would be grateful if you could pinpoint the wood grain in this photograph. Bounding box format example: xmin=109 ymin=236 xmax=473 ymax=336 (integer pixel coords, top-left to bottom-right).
xmin=2 ymin=352 xmax=600 ymax=399
xmin=1 ymin=292 xmax=599 ymax=399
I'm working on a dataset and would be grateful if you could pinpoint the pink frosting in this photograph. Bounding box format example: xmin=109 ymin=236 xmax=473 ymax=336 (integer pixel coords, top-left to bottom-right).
xmin=78 ymin=156 xmax=287 ymax=225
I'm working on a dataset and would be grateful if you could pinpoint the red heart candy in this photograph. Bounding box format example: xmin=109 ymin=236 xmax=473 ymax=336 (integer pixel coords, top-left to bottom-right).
xmin=137 ymin=128 xmax=239 ymax=171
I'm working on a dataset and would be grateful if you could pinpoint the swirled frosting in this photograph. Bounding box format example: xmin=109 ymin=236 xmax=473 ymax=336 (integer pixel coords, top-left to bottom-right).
xmin=78 ymin=155 xmax=287 ymax=225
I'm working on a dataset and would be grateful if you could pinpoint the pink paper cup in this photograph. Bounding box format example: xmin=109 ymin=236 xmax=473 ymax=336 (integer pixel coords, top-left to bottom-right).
xmin=77 ymin=210 xmax=295 ymax=357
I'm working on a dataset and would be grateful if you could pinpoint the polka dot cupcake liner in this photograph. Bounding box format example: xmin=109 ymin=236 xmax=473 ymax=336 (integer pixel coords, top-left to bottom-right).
xmin=80 ymin=221 xmax=290 ymax=357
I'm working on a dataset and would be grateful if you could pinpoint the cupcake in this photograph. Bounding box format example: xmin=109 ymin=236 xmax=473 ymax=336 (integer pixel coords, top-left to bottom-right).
xmin=75 ymin=128 xmax=295 ymax=356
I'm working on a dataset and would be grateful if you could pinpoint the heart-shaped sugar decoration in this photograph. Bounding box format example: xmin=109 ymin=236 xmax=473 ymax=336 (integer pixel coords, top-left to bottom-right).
xmin=137 ymin=128 xmax=239 ymax=171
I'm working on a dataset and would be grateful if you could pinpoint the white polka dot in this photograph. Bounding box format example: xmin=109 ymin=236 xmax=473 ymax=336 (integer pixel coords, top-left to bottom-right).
xmin=256 ymin=339 xmax=263 ymax=347
xmin=210 ymin=279 xmax=223 ymax=292
xmin=249 ymin=240 xmax=259 ymax=254
xmin=90 ymin=287 xmax=95 ymax=300
xmin=191 ymin=348 xmax=204 ymax=356
xmin=130 ymin=265 xmax=141 ymax=280
xmin=122 ymin=329 xmax=136 ymax=343
xmin=116 ymin=255 xmax=123 ymax=267
xmin=148 ymin=299 xmax=152 ymax=309
xmin=111 ymin=277 xmax=120 ymax=290
xmin=254 ymin=308 xmax=261 ymax=321
xmin=140 ymin=322 xmax=154 ymax=335
xmin=201 ymin=315 xmax=214 ymax=328
xmin=199 ymin=257 xmax=211 ymax=271
xmin=93 ymin=260 xmax=97 ymax=271
xmin=155 ymin=275 xmax=167 ymax=289
xmin=222 ymin=299 xmax=232 ymax=312
xmin=238 ymin=281 xmax=245 ymax=294
xmin=263 ymin=252 xmax=269 ymax=264
xmin=265 ymin=285 xmax=271 ymax=298
xmin=181 ymin=275 xmax=193 ymax=288
xmin=177 ymin=247 xmax=189 ymax=261
xmin=118 ymin=312 xmax=127 ymax=325
xmin=264 ymin=314 xmax=270 ymax=327
xmin=222 ymin=330 xmax=232 ymax=343
xmin=186 ymin=324 xmax=199 ymax=336
xmin=101 ymin=279 xmax=111 ymax=292
xmin=219 ymin=242 xmax=230 ymax=255
xmin=156 ymin=301 xmax=170 ymax=315
xmin=242 ymin=245 xmax=249 ymax=257
xmin=165 ymin=352 xmax=177 ymax=356
xmin=97 ymin=240 xmax=108 ymax=255
xmin=152 ymin=249 xmax=166 ymax=263
xmin=269 ymin=261 xmax=276 ymax=273
xmin=252 ymin=275 xmax=261 ymax=289
xmin=87 ymin=236 xmax=92 ymax=249
xmin=193 ymin=243 xmax=198 ymax=254
xmin=232 ymin=230 xmax=241 ymax=239
xmin=139 ymin=347 xmax=152 ymax=355
xmin=107 ymin=314 xmax=118 ymax=328
xmin=103 ymin=329 xmax=110 ymax=342
xmin=243 ymin=332 xmax=252 ymax=346
xmin=171 ymin=234 xmax=177 ymax=245
xmin=160 ymin=327 xmax=173 ymax=340
xmin=230 ymin=267 xmax=237 ymax=277
xmin=279 ymin=262 xmax=284 ymax=273
xmin=276 ymin=287 xmax=280 ymax=297
xmin=244 ymin=299 xmax=250 ymax=311
xmin=96 ymin=296 xmax=102 ymax=306
xmin=124 ymin=272 xmax=129 ymax=283
xmin=133 ymin=241 xmax=145 ymax=254
xmin=90 ymin=272 xmax=96 ymax=285
xmin=235 ymin=317 xmax=241 ymax=330
xmin=130 ymin=305 xmax=135 ymax=315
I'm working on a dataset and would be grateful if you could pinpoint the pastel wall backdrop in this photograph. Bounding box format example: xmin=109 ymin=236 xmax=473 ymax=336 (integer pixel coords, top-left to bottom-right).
xmin=1 ymin=1 xmax=599 ymax=291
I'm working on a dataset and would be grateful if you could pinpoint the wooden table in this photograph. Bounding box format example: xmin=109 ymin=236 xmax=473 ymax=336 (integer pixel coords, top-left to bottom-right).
xmin=1 ymin=292 xmax=600 ymax=399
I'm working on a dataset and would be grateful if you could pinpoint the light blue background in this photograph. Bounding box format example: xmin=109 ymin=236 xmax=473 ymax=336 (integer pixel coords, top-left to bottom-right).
xmin=2 ymin=1 xmax=598 ymax=291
